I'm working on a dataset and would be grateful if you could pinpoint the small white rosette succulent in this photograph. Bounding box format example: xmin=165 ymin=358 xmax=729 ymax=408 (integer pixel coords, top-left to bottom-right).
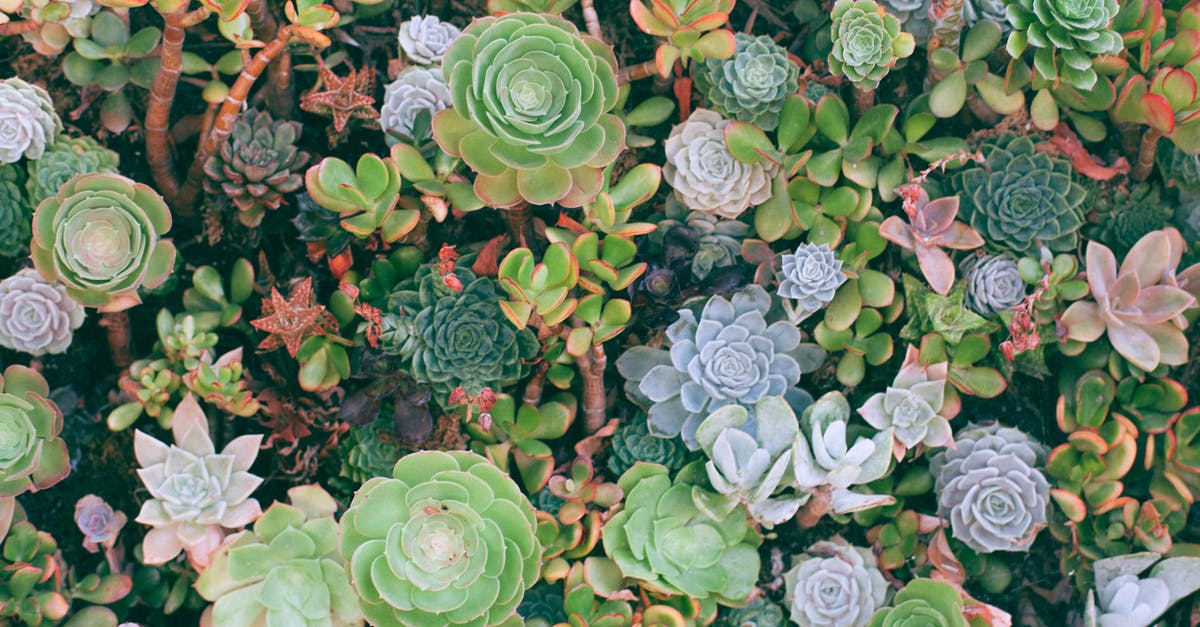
xmin=398 ymin=15 xmax=460 ymax=65
xmin=0 ymin=77 xmax=62 ymax=163
xmin=663 ymin=108 xmax=777 ymax=219
xmin=783 ymin=538 xmax=888 ymax=627
xmin=791 ymin=391 xmax=895 ymax=514
xmin=0 ymin=268 xmax=85 ymax=356
xmin=379 ymin=66 xmax=452 ymax=141
xmin=778 ymin=242 xmax=848 ymax=322
xmin=858 ymin=346 xmax=953 ymax=458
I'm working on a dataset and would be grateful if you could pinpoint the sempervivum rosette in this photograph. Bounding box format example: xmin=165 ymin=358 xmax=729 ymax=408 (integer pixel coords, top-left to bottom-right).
xmin=664 ymin=109 xmax=777 ymax=219
xmin=338 ymin=450 xmax=541 ymax=626
xmin=30 ymin=172 xmax=176 ymax=312
xmin=380 ymin=67 xmax=452 ymax=141
xmin=929 ymin=422 xmax=1051 ymax=553
xmin=828 ymin=0 xmax=916 ymax=90
xmin=0 ymin=268 xmax=85 ymax=356
xmin=398 ymin=15 xmax=460 ymax=65
xmin=695 ymin=33 xmax=800 ymax=131
xmin=0 ymin=77 xmax=61 ymax=164
xmin=783 ymin=538 xmax=887 ymax=627
xmin=433 ymin=13 xmax=623 ymax=208
xmin=25 ymin=135 xmax=119 ymax=206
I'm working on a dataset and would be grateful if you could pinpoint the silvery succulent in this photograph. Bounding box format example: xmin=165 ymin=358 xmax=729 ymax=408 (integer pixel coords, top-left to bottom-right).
xmin=398 ymin=15 xmax=460 ymax=65
xmin=962 ymin=254 xmax=1026 ymax=315
xmin=778 ymin=243 xmax=848 ymax=321
xmin=695 ymin=397 xmax=809 ymax=526
xmin=1084 ymin=553 xmax=1200 ymax=627
xmin=929 ymin=422 xmax=1050 ymax=553
xmin=664 ymin=108 xmax=778 ymax=219
xmin=783 ymin=538 xmax=887 ymax=627
xmin=791 ymin=391 xmax=895 ymax=514
xmin=75 ymin=494 xmax=126 ymax=553
xmin=0 ymin=77 xmax=61 ymax=163
xmin=695 ymin=33 xmax=800 ymax=131
xmin=857 ymin=346 xmax=952 ymax=457
xmin=0 ymin=268 xmax=85 ymax=356
xmin=379 ymin=67 xmax=452 ymax=141
xmin=616 ymin=285 xmax=824 ymax=449
xmin=134 ymin=394 xmax=263 ymax=568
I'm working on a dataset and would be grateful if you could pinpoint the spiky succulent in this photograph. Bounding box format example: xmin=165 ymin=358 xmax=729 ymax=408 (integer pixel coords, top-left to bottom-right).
xmin=792 ymin=391 xmax=895 ymax=514
xmin=380 ymin=67 xmax=452 ymax=141
xmin=0 ymin=164 xmax=29 ymax=254
xmin=948 ymin=135 xmax=1086 ymax=256
xmin=601 ymin=462 xmax=762 ymax=605
xmin=664 ymin=108 xmax=777 ymax=219
xmin=25 ymin=136 xmax=119 ymax=207
xmin=0 ymin=365 xmax=70 ymax=500
xmin=616 ymin=285 xmax=823 ymax=449
xmin=196 ymin=485 xmax=363 ymax=627
xmin=695 ymin=33 xmax=799 ymax=131
xmin=778 ymin=243 xmax=848 ymax=320
xmin=398 ymin=15 xmax=460 ymax=65
xmin=0 ymin=77 xmax=60 ymax=164
xmin=930 ymin=423 xmax=1050 ymax=553
xmin=607 ymin=416 xmax=691 ymax=478
xmin=1005 ymin=0 xmax=1122 ymax=89
xmin=829 ymin=0 xmax=916 ymax=90
xmin=961 ymin=254 xmax=1027 ymax=315
xmin=0 ymin=268 xmax=85 ymax=356
xmin=339 ymin=450 xmax=541 ymax=626
xmin=203 ymin=109 xmax=310 ymax=227
xmin=784 ymin=538 xmax=888 ymax=627
xmin=433 ymin=13 xmax=623 ymax=207
xmin=1084 ymin=183 xmax=1174 ymax=256
xmin=30 ymin=172 xmax=176 ymax=312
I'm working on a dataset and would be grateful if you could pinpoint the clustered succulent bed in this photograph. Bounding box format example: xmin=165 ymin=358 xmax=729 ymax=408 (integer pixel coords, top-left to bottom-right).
xmin=1 ymin=0 xmax=1200 ymax=624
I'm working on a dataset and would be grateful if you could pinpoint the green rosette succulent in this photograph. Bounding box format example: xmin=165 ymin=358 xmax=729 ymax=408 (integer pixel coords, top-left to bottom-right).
xmin=695 ymin=33 xmax=800 ymax=131
xmin=829 ymin=0 xmax=916 ymax=90
xmin=606 ymin=417 xmax=691 ymax=478
xmin=947 ymin=135 xmax=1086 ymax=256
xmin=0 ymin=365 xmax=70 ymax=499
xmin=1005 ymin=0 xmax=1122 ymax=90
xmin=30 ymin=172 xmax=176 ymax=312
xmin=601 ymin=462 xmax=762 ymax=605
xmin=195 ymin=485 xmax=363 ymax=627
xmin=433 ymin=13 xmax=624 ymax=208
xmin=339 ymin=450 xmax=542 ymax=627
xmin=1083 ymin=183 xmax=1173 ymax=256
xmin=867 ymin=579 xmax=967 ymax=627
xmin=24 ymin=136 xmax=119 ymax=207
xmin=0 ymin=164 xmax=29 ymax=254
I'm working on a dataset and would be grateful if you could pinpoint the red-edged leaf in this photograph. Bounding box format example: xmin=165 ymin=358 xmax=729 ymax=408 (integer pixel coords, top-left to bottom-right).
xmin=1142 ymin=92 xmax=1177 ymax=133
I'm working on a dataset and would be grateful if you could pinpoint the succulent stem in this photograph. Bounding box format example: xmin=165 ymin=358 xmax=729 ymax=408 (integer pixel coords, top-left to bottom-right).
xmin=853 ymin=86 xmax=875 ymax=116
xmin=0 ymin=20 xmax=40 ymax=35
xmin=1133 ymin=129 xmax=1162 ymax=181
xmin=244 ymin=0 xmax=292 ymax=118
xmin=505 ymin=201 xmax=535 ymax=248
xmin=577 ymin=343 xmax=608 ymax=433
xmin=523 ymin=362 xmax=549 ymax=407
xmin=580 ymin=0 xmax=603 ymax=41
xmin=928 ymin=0 xmax=964 ymax=57
xmin=617 ymin=60 xmax=657 ymax=85
xmin=100 ymin=311 xmax=133 ymax=369
xmin=795 ymin=485 xmax=831 ymax=528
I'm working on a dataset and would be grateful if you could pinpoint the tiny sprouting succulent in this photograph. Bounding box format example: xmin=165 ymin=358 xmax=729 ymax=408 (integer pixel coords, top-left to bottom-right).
xmin=1085 ymin=183 xmax=1174 ymax=256
xmin=0 ymin=77 xmax=60 ymax=164
xmin=791 ymin=391 xmax=895 ymax=514
xmin=25 ymin=136 xmax=119 ymax=207
xmin=0 ymin=164 xmax=27 ymax=255
xmin=948 ymin=135 xmax=1086 ymax=256
xmin=867 ymin=579 xmax=967 ymax=626
xmin=607 ymin=416 xmax=691 ymax=478
xmin=961 ymin=254 xmax=1027 ymax=315
xmin=195 ymin=485 xmax=363 ymax=627
xmin=30 ymin=172 xmax=176 ymax=312
xmin=664 ymin=108 xmax=778 ymax=219
xmin=858 ymin=345 xmax=952 ymax=457
xmin=75 ymin=494 xmax=126 ymax=553
xmin=778 ymin=242 xmax=848 ymax=320
xmin=929 ymin=422 xmax=1050 ymax=553
xmin=717 ymin=596 xmax=786 ymax=627
xmin=616 ymin=285 xmax=824 ymax=449
xmin=379 ymin=67 xmax=452 ymax=141
xmin=203 ymin=109 xmax=310 ymax=227
xmin=398 ymin=15 xmax=460 ymax=65
xmin=1061 ymin=228 xmax=1199 ymax=372
xmin=0 ymin=365 xmax=70 ymax=500
xmin=828 ymin=0 xmax=916 ymax=91
xmin=783 ymin=538 xmax=888 ymax=627
xmin=339 ymin=450 xmax=542 ymax=626
xmin=433 ymin=13 xmax=623 ymax=208
xmin=134 ymin=394 xmax=263 ymax=568
xmin=602 ymin=462 xmax=762 ymax=605
xmin=0 ymin=268 xmax=85 ymax=356
xmin=20 ymin=0 xmax=100 ymax=56
xmin=1005 ymin=0 xmax=1122 ymax=89
xmin=695 ymin=33 xmax=800 ymax=131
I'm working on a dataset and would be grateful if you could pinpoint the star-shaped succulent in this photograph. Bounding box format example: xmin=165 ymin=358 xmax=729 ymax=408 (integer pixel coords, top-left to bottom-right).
xmin=250 ymin=278 xmax=338 ymax=357
xmin=300 ymin=60 xmax=380 ymax=143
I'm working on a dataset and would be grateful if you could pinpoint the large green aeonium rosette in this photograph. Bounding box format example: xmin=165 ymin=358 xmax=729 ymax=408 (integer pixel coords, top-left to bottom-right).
xmin=30 ymin=172 xmax=175 ymax=312
xmin=0 ymin=365 xmax=69 ymax=499
xmin=339 ymin=450 xmax=542 ymax=627
xmin=433 ymin=12 xmax=624 ymax=208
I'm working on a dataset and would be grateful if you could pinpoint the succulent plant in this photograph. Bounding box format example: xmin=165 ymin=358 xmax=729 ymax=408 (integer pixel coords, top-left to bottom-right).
xmin=0 ymin=164 xmax=27 ymax=254
xmin=433 ymin=13 xmax=623 ymax=208
xmin=630 ymin=0 xmax=736 ymax=77
xmin=195 ymin=485 xmax=363 ymax=627
xmin=784 ymin=538 xmax=887 ymax=627
xmin=305 ymin=152 xmax=417 ymax=242
xmin=664 ymin=108 xmax=777 ymax=219
xmin=601 ymin=462 xmax=762 ymax=605
xmin=717 ymin=596 xmax=786 ymax=627
xmin=778 ymin=242 xmax=848 ymax=320
xmin=961 ymin=254 xmax=1027 ymax=315
xmin=616 ymin=285 xmax=824 ymax=449
xmin=929 ymin=423 xmax=1050 ymax=552
xmin=0 ymin=77 xmax=60 ymax=163
xmin=926 ymin=20 xmax=1025 ymax=119
xmin=1084 ymin=183 xmax=1174 ymax=256
xmin=1084 ymin=552 xmax=1200 ymax=627
xmin=965 ymin=0 xmax=1008 ymax=26
xmin=792 ymin=391 xmax=896 ymax=514
xmin=866 ymin=579 xmax=967 ymax=626
xmin=0 ymin=268 xmax=85 ymax=356
xmin=0 ymin=365 xmax=70 ymax=500
xmin=858 ymin=346 xmax=952 ymax=457
xmin=299 ymin=63 xmax=379 ymax=142
xmin=75 ymin=494 xmax=126 ymax=553
xmin=948 ymin=135 xmax=1086 ymax=256
xmin=653 ymin=199 xmax=750 ymax=281
xmin=1060 ymin=228 xmax=1198 ymax=372
xmin=134 ymin=394 xmax=263 ymax=568
xmin=460 ymin=392 xmax=576 ymax=493
xmin=30 ymin=172 xmax=176 ymax=312
xmin=203 ymin=109 xmax=310 ymax=227
xmin=695 ymin=33 xmax=800 ymax=131
xmin=379 ymin=67 xmax=452 ymax=141
xmin=487 ymin=0 xmax=577 ymax=13
xmin=828 ymin=0 xmax=916 ymax=91
xmin=25 ymin=136 xmax=119 ymax=207
xmin=606 ymin=416 xmax=691 ymax=478
xmin=398 ymin=15 xmax=460 ymax=65
xmin=59 ymin=10 xmax=160 ymax=133
xmin=880 ymin=189 xmax=984 ymax=296
xmin=1157 ymin=141 xmax=1200 ymax=194
xmin=339 ymin=450 xmax=542 ymax=626
xmin=1005 ymin=0 xmax=1122 ymax=90
xmin=19 ymin=0 xmax=99 ymax=56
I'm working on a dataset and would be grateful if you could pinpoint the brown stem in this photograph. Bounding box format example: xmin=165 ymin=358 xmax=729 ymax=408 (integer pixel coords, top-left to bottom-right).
xmin=504 ymin=201 xmax=535 ymax=248
xmin=244 ymin=0 xmax=292 ymax=117
xmin=100 ymin=311 xmax=133 ymax=369
xmin=579 ymin=0 xmax=602 ymax=41
xmin=578 ymin=344 xmax=608 ymax=433
xmin=523 ymin=362 xmax=549 ymax=406
xmin=1133 ymin=129 xmax=1162 ymax=181
xmin=795 ymin=485 xmax=831 ymax=529
xmin=965 ymin=93 xmax=999 ymax=125
xmin=145 ymin=6 xmax=210 ymax=208
xmin=617 ymin=60 xmax=658 ymax=85
xmin=853 ymin=86 xmax=875 ymax=116
xmin=0 ymin=21 xmax=41 ymax=35
xmin=928 ymin=0 xmax=965 ymax=57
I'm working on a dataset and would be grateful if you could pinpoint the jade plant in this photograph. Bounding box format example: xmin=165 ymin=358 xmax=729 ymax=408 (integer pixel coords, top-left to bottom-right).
xmin=60 ymin=10 xmax=160 ymax=133
xmin=458 ymin=392 xmax=576 ymax=493
xmin=630 ymin=0 xmax=736 ymax=77
xmin=304 ymin=151 xmax=417 ymax=243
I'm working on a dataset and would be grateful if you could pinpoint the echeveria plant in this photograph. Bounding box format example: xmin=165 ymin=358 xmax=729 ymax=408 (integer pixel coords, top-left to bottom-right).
xmin=398 ymin=15 xmax=460 ymax=65
xmin=0 ymin=77 xmax=61 ymax=163
xmin=379 ymin=67 xmax=452 ymax=141
xmin=858 ymin=345 xmax=952 ymax=458
xmin=663 ymin=108 xmax=777 ymax=219
xmin=24 ymin=135 xmax=119 ymax=206
xmin=867 ymin=579 xmax=967 ymax=626
xmin=778 ymin=242 xmax=848 ymax=322
xmin=792 ymin=391 xmax=895 ymax=514
xmin=203 ymin=109 xmax=310 ymax=227
xmin=74 ymin=494 xmax=126 ymax=553
xmin=961 ymin=254 xmax=1027 ymax=315
xmin=0 ymin=365 xmax=70 ymax=500
xmin=695 ymin=33 xmax=800 ymax=131
xmin=784 ymin=538 xmax=888 ymax=627
xmin=0 ymin=268 xmax=85 ymax=356
xmin=828 ymin=0 xmax=916 ymax=90
xmin=1005 ymin=0 xmax=1122 ymax=89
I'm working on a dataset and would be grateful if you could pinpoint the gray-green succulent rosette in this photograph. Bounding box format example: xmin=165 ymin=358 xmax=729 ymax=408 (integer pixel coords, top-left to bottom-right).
xmin=0 ymin=77 xmax=61 ymax=164
xmin=25 ymin=136 xmax=119 ymax=207
xmin=695 ymin=33 xmax=800 ymax=131
xmin=433 ymin=12 xmax=624 ymax=208
xmin=829 ymin=0 xmax=916 ymax=91
xmin=339 ymin=450 xmax=542 ymax=627
xmin=778 ymin=242 xmax=848 ymax=321
xmin=1005 ymin=0 xmax=1122 ymax=89
xmin=30 ymin=172 xmax=176 ymax=312
xmin=961 ymin=254 xmax=1027 ymax=315
xmin=0 ymin=365 xmax=70 ymax=499
xmin=0 ymin=164 xmax=29 ymax=254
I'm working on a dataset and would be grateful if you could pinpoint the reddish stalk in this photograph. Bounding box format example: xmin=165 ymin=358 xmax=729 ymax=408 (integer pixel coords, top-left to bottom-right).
xmin=577 ymin=344 xmax=608 ymax=433
xmin=0 ymin=21 xmax=40 ymax=35
xmin=617 ymin=60 xmax=657 ymax=84
xmin=244 ymin=0 xmax=292 ymax=117
xmin=100 ymin=311 xmax=133 ymax=369
xmin=1133 ymin=129 xmax=1161 ymax=181
xmin=505 ymin=201 xmax=535 ymax=248
xmin=523 ymin=362 xmax=549 ymax=407
xmin=580 ymin=0 xmax=602 ymax=41
xmin=853 ymin=86 xmax=875 ymax=116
